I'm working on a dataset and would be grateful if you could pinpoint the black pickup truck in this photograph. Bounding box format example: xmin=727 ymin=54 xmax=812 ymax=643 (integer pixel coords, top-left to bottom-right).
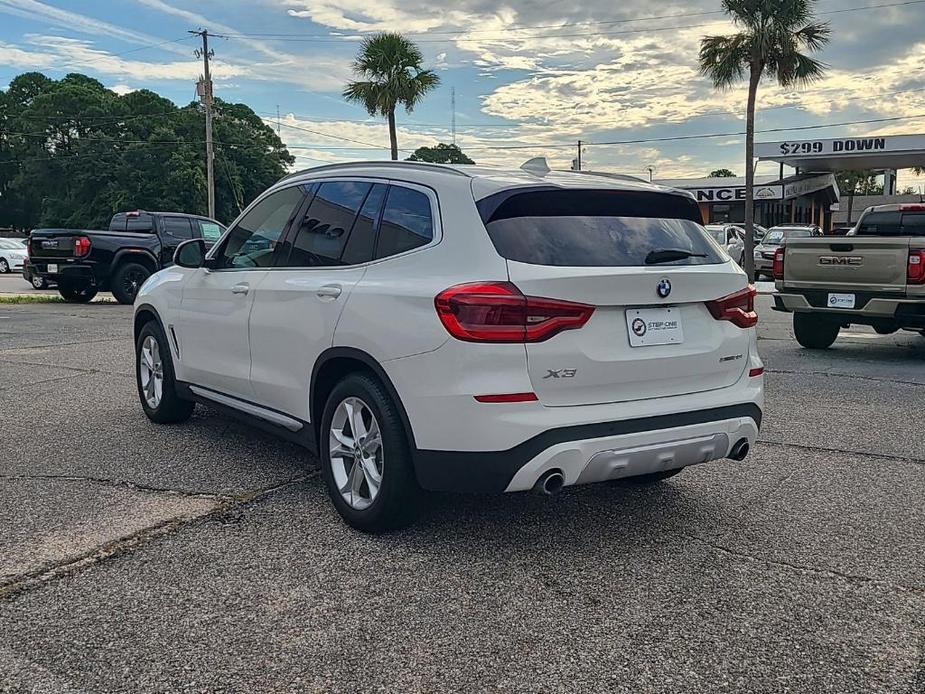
xmin=27 ymin=211 xmax=225 ymax=304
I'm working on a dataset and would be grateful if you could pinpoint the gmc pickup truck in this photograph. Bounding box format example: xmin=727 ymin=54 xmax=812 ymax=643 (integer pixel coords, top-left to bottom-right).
xmin=773 ymin=203 xmax=925 ymax=348
xmin=27 ymin=211 xmax=225 ymax=304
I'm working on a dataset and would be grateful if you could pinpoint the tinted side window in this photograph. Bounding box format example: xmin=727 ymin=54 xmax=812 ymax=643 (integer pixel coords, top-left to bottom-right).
xmin=857 ymin=212 xmax=903 ymax=236
xmin=375 ymin=186 xmax=434 ymax=259
xmin=342 ymin=183 xmax=386 ymax=265
xmin=286 ymin=181 xmax=371 ymax=267
xmin=216 ymin=187 xmax=304 ymax=269
xmin=901 ymin=213 xmax=925 ymax=236
xmin=162 ymin=217 xmax=193 ymax=240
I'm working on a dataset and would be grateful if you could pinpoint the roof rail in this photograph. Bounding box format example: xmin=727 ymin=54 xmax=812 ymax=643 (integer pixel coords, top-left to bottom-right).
xmin=276 ymin=160 xmax=472 ymax=184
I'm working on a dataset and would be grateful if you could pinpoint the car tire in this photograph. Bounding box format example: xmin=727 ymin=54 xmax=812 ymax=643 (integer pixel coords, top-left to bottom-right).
xmin=793 ymin=313 xmax=839 ymax=350
xmin=0 ymin=258 xmax=8 ymax=273
xmin=58 ymin=284 xmax=98 ymax=303
xmin=112 ymin=262 xmax=152 ymax=305
xmin=31 ymin=274 xmax=47 ymax=289
xmin=320 ymin=372 xmax=420 ymax=533
xmin=135 ymin=321 xmax=194 ymax=424
xmin=617 ymin=468 xmax=685 ymax=485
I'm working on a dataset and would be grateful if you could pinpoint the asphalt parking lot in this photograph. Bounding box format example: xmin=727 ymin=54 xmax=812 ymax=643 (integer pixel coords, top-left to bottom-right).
xmin=0 ymin=295 xmax=923 ymax=693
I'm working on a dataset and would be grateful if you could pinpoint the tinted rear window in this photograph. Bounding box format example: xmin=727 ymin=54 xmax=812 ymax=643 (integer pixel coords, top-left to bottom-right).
xmin=856 ymin=211 xmax=925 ymax=236
xmin=479 ymin=189 xmax=723 ymax=267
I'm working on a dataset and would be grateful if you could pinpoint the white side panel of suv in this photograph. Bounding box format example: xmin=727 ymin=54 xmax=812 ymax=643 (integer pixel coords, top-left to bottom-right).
xmin=134 ymin=162 xmax=764 ymax=532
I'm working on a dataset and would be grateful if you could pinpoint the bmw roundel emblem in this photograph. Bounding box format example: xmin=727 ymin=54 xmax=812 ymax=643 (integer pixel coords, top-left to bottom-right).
xmin=657 ymin=279 xmax=672 ymax=299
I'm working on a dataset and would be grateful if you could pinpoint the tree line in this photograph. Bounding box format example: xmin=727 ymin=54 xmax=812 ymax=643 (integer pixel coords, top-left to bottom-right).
xmin=0 ymin=72 xmax=294 ymax=230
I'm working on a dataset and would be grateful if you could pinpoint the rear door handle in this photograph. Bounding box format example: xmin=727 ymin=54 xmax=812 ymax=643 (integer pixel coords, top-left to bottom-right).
xmin=231 ymin=283 xmax=249 ymax=295
xmin=316 ymin=284 xmax=342 ymax=299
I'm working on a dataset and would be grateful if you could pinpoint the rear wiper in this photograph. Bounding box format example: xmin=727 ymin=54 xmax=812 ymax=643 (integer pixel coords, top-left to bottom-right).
xmin=645 ymin=249 xmax=708 ymax=265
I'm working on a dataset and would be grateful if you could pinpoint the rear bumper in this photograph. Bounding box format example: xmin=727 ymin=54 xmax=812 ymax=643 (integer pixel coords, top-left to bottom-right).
xmin=413 ymin=404 xmax=762 ymax=493
xmin=773 ymin=290 xmax=925 ymax=327
xmin=30 ymin=261 xmax=102 ymax=286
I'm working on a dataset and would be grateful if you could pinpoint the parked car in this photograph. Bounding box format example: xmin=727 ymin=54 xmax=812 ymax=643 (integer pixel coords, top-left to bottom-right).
xmin=705 ymin=224 xmax=745 ymax=265
xmin=27 ymin=212 xmax=225 ymax=304
xmin=0 ymin=238 xmax=28 ymax=274
xmin=752 ymin=224 xmax=823 ymax=280
xmin=133 ymin=161 xmax=764 ymax=532
xmin=22 ymin=261 xmax=56 ymax=289
xmin=773 ymin=203 xmax=925 ymax=348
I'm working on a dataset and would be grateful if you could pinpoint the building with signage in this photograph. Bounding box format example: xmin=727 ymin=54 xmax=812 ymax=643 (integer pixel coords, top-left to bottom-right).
xmin=654 ymin=172 xmax=839 ymax=228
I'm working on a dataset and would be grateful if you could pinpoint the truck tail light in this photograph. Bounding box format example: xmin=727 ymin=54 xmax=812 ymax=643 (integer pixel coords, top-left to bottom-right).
xmin=772 ymin=247 xmax=785 ymax=280
xmin=705 ymin=286 xmax=758 ymax=329
xmin=435 ymin=282 xmax=595 ymax=343
xmin=909 ymin=250 xmax=925 ymax=285
xmin=74 ymin=236 xmax=92 ymax=258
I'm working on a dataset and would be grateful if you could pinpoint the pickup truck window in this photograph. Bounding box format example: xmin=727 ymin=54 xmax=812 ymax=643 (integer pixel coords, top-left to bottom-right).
xmin=126 ymin=214 xmax=156 ymax=233
xmin=199 ymin=222 xmax=223 ymax=242
xmin=856 ymin=211 xmax=903 ymax=236
xmin=163 ymin=217 xmax=193 ymax=240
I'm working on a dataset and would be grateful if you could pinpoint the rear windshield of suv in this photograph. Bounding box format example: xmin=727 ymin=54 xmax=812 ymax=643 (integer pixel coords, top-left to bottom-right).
xmin=477 ymin=189 xmax=724 ymax=267
xmin=855 ymin=211 xmax=925 ymax=236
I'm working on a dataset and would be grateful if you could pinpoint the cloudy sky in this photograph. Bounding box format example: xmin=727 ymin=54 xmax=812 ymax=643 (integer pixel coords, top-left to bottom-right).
xmin=2 ymin=0 xmax=925 ymax=188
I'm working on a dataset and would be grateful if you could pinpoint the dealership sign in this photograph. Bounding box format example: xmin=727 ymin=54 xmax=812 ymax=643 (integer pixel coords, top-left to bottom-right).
xmin=756 ymin=134 xmax=925 ymax=160
xmin=688 ymin=185 xmax=783 ymax=202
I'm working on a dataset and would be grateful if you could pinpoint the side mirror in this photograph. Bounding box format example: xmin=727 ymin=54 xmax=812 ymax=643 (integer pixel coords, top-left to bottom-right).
xmin=174 ymin=239 xmax=206 ymax=268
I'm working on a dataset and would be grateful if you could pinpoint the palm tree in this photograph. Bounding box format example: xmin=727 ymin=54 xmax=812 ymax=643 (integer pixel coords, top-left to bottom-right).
xmin=700 ymin=0 xmax=830 ymax=278
xmin=343 ymin=33 xmax=440 ymax=161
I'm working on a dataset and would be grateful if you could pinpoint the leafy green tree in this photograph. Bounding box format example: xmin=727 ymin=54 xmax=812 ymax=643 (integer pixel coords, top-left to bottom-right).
xmin=406 ymin=143 xmax=474 ymax=164
xmin=835 ymin=170 xmax=882 ymax=223
xmin=0 ymin=72 xmax=293 ymax=230
xmin=709 ymin=168 xmax=737 ymax=177
xmin=700 ymin=0 xmax=830 ymax=277
xmin=343 ymin=33 xmax=440 ymax=161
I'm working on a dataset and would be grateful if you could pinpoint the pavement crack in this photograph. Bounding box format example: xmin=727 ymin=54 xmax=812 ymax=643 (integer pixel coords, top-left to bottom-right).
xmin=757 ymin=439 xmax=925 ymax=466
xmin=767 ymin=368 xmax=925 ymax=388
xmin=0 ymin=473 xmax=232 ymax=501
xmin=0 ymin=356 xmax=131 ymax=379
xmin=681 ymin=532 xmax=925 ymax=596
xmin=0 ymin=372 xmax=89 ymax=392
xmin=0 ymin=474 xmax=316 ymax=602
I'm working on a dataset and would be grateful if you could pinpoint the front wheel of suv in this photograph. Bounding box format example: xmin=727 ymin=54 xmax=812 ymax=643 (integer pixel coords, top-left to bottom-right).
xmin=135 ymin=321 xmax=194 ymax=424
xmin=320 ymin=373 xmax=420 ymax=533
xmin=793 ymin=312 xmax=840 ymax=350
xmin=58 ymin=284 xmax=98 ymax=303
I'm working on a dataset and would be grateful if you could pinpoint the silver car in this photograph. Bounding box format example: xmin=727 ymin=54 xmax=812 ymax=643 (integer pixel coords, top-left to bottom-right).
xmin=705 ymin=224 xmax=746 ymax=266
xmin=0 ymin=238 xmax=28 ymax=274
xmin=753 ymin=225 xmax=821 ymax=280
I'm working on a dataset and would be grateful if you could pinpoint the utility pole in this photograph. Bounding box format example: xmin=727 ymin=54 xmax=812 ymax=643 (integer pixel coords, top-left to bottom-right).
xmin=576 ymin=140 xmax=582 ymax=171
xmin=276 ymin=105 xmax=281 ymax=135
xmin=191 ymin=29 xmax=215 ymax=220
xmin=451 ymin=87 xmax=456 ymax=146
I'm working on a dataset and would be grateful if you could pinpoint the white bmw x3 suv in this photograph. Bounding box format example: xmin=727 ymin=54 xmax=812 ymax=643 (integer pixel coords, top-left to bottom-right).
xmin=134 ymin=161 xmax=764 ymax=532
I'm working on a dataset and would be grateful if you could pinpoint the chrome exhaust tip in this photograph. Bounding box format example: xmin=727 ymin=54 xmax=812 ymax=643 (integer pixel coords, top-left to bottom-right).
xmin=534 ymin=470 xmax=565 ymax=496
xmin=728 ymin=439 xmax=751 ymax=462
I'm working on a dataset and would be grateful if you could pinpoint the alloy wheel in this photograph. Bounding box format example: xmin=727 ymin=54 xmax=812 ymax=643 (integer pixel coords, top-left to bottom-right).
xmin=139 ymin=335 xmax=164 ymax=409
xmin=0 ymin=259 xmax=8 ymax=273
xmin=329 ymin=397 xmax=384 ymax=511
xmin=123 ymin=268 xmax=146 ymax=301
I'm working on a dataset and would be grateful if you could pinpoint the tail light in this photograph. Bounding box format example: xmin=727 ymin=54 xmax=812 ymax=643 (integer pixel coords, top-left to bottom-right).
xmin=435 ymin=282 xmax=595 ymax=343
xmin=74 ymin=236 xmax=91 ymax=257
xmin=909 ymin=250 xmax=925 ymax=284
xmin=706 ymin=286 xmax=758 ymax=329
xmin=772 ymin=247 xmax=785 ymax=280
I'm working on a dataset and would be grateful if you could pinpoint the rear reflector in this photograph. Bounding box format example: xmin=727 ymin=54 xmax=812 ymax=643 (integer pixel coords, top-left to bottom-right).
xmin=909 ymin=250 xmax=925 ymax=285
xmin=435 ymin=282 xmax=594 ymax=343
xmin=705 ymin=286 xmax=758 ymax=329
xmin=749 ymin=367 xmax=765 ymax=378
xmin=474 ymin=392 xmax=539 ymax=403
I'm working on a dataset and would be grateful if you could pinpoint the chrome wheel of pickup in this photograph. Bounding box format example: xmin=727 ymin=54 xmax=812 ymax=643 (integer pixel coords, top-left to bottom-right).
xmin=139 ymin=335 xmax=164 ymax=409
xmin=329 ymin=397 xmax=383 ymax=511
